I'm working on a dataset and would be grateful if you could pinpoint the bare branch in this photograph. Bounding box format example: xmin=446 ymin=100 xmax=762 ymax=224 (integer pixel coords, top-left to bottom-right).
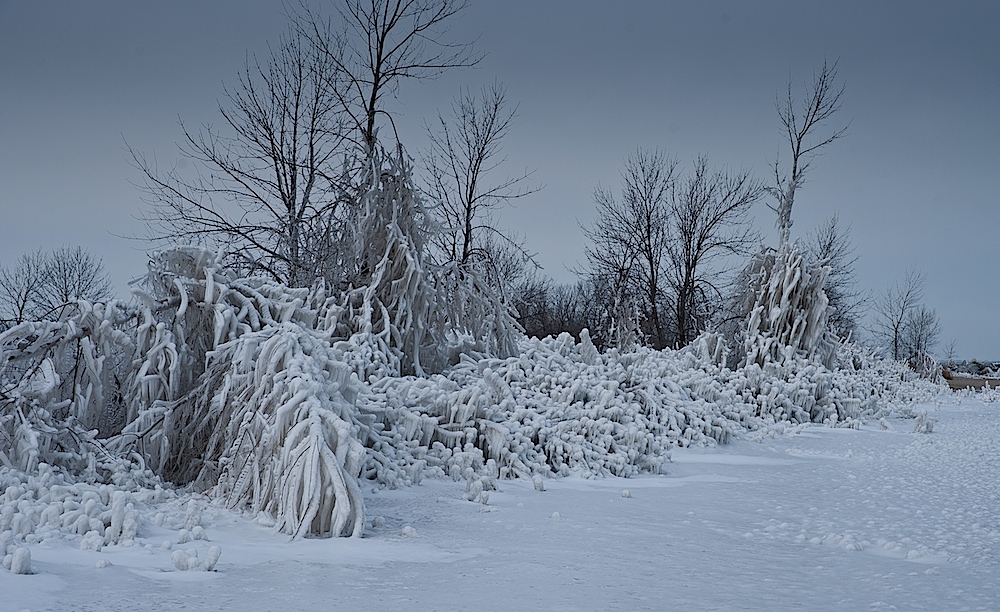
xmin=295 ymin=0 xmax=482 ymax=153
xmin=423 ymin=81 xmax=540 ymax=271
xmin=772 ymin=60 xmax=850 ymax=246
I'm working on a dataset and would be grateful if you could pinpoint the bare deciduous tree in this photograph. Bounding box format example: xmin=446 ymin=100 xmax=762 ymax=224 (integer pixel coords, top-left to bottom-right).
xmin=39 ymin=246 xmax=115 ymax=319
xmin=297 ymin=0 xmax=481 ymax=153
xmin=666 ymin=157 xmax=762 ymax=347
xmin=583 ymin=151 xmax=761 ymax=349
xmin=873 ymin=269 xmax=926 ymax=360
xmin=512 ymin=275 xmax=602 ymax=344
xmin=805 ymin=214 xmax=868 ymax=340
xmin=771 ymin=60 xmax=849 ymax=246
xmin=904 ymin=304 xmax=942 ymax=359
xmin=424 ymin=82 xmax=539 ymax=271
xmin=582 ymin=149 xmax=675 ymax=349
xmin=0 ymin=250 xmax=47 ymax=329
xmin=136 ymin=0 xmax=480 ymax=288
xmin=0 ymin=247 xmax=113 ymax=329
xmin=133 ymin=27 xmax=347 ymax=286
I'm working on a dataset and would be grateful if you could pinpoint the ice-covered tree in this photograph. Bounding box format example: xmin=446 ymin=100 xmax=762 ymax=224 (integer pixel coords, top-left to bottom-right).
xmin=135 ymin=0 xmax=481 ymax=289
xmin=742 ymin=242 xmax=837 ymax=368
xmin=739 ymin=62 xmax=848 ymax=367
xmin=0 ymin=299 xmax=139 ymax=475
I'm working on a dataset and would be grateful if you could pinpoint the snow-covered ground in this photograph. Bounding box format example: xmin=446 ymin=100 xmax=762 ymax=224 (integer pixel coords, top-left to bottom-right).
xmin=3 ymin=396 xmax=998 ymax=611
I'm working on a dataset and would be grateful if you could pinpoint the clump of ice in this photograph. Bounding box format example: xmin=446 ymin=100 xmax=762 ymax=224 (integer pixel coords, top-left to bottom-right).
xmin=202 ymin=545 xmax=222 ymax=571
xmin=80 ymin=531 xmax=103 ymax=552
xmin=171 ymin=545 xmax=222 ymax=571
xmin=913 ymin=411 xmax=935 ymax=434
xmin=10 ymin=547 xmax=31 ymax=574
xmin=401 ymin=525 xmax=417 ymax=537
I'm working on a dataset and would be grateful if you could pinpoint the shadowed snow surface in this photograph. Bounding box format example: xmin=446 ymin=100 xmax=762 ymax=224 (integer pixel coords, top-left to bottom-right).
xmin=2 ymin=398 xmax=997 ymax=611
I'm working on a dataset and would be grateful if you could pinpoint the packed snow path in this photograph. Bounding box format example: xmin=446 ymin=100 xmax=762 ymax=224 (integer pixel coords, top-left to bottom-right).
xmin=3 ymin=398 xmax=997 ymax=611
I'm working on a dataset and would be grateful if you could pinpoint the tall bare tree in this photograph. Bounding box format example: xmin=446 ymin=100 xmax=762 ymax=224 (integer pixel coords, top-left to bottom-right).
xmin=582 ymin=149 xmax=676 ymax=349
xmin=771 ymin=60 xmax=849 ymax=246
xmin=666 ymin=157 xmax=762 ymax=347
xmin=136 ymin=0 xmax=479 ymax=287
xmin=424 ymin=81 xmax=538 ymax=271
xmin=133 ymin=26 xmax=347 ymax=286
xmin=297 ymin=0 xmax=481 ymax=153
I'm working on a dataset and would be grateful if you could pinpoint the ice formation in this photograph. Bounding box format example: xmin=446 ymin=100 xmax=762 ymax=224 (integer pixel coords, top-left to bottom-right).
xmin=0 ymin=166 xmax=951 ymax=551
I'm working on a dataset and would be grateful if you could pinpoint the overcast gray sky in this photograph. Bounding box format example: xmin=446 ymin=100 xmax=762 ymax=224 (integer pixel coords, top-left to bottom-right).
xmin=1 ymin=1 xmax=998 ymax=358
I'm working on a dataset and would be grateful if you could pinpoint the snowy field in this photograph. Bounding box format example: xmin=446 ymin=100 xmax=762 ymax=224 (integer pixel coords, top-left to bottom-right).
xmin=2 ymin=396 xmax=997 ymax=611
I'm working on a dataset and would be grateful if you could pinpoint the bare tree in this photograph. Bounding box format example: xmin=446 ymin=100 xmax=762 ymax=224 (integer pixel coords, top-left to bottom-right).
xmin=509 ymin=269 xmax=552 ymax=338
xmin=512 ymin=275 xmax=603 ymax=343
xmin=133 ymin=26 xmax=347 ymax=286
xmin=943 ymin=338 xmax=957 ymax=366
xmin=583 ymin=152 xmax=761 ymax=349
xmin=582 ymin=149 xmax=676 ymax=349
xmin=39 ymin=246 xmax=115 ymax=320
xmin=424 ymin=82 xmax=539 ymax=271
xmin=666 ymin=157 xmax=762 ymax=347
xmin=904 ymin=304 xmax=942 ymax=359
xmin=805 ymin=214 xmax=868 ymax=340
xmin=297 ymin=0 xmax=481 ymax=153
xmin=0 ymin=247 xmax=113 ymax=329
xmin=136 ymin=0 xmax=479 ymax=288
xmin=0 ymin=250 xmax=47 ymax=329
xmin=873 ymin=269 xmax=926 ymax=360
xmin=771 ymin=60 xmax=849 ymax=246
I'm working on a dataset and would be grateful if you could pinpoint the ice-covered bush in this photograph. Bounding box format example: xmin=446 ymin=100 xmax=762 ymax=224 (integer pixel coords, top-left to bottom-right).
xmin=0 ymin=300 xmax=146 ymax=482
xmin=359 ymin=330 xmax=944 ymax=484
xmin=742 ymin=242 xmax=837 ymax=369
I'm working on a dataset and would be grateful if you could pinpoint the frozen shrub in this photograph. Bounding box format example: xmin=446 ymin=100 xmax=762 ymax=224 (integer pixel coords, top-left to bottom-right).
xmin=742 ymin=243 xmax=837 ymax=369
